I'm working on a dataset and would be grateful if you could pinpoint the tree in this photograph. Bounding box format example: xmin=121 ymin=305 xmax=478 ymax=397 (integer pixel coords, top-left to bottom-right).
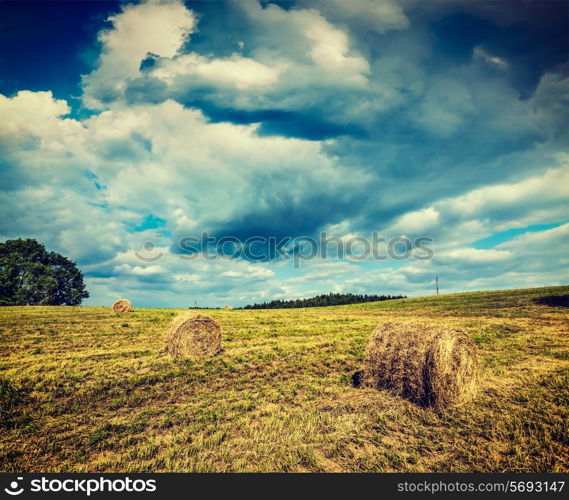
xmin=0 ymin=239 xmax=89 ymax=306
xmin=241 ymin=292 xmax=406 ymax=309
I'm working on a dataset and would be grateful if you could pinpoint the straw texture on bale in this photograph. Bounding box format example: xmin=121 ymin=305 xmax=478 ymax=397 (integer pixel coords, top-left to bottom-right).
xmin=363 ymin=322 xmax=479 ymax=411
xmin=112 ymin=298 xmax=133 ymax=313
xmin=164 ymin=314 xmax=222 ymax=358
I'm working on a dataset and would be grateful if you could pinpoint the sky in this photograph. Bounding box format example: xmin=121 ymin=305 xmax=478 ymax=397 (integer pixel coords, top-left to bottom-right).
xmin=0 ymin=0 xmax=568 ymax=308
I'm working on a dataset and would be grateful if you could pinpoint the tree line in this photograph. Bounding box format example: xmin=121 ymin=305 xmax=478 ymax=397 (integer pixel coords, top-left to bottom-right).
xmin=240 ymin=292 xmax=406 ymax=309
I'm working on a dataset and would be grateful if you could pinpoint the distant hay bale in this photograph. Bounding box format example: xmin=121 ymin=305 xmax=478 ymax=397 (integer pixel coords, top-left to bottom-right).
xmin=164 ymin=314 xmax=222 ymax=358
xmin=363 ymin=322 xmax=479 ymax=411
xmin=225 ymin=305 xmax=233 ymax=310
xmin=112 ymin=298 xmax=133 ymax=313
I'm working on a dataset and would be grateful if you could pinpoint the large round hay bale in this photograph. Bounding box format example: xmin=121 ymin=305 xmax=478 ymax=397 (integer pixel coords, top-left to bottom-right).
xmin=363 ymin=322 xmax=479 ymax=411
xmin=112 ymin=298 xmax=133 ymax=313
xmin=164 ymin=313 xmax=222 ymax=358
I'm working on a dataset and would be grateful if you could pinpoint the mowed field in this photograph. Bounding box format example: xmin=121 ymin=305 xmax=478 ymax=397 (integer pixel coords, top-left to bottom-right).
xmin=1 ymin=286 xmax=568 ymax=472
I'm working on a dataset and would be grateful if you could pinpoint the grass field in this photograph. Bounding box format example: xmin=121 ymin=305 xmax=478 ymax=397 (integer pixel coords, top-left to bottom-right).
xmin=1 ymin=286 xmax=568 ymax=472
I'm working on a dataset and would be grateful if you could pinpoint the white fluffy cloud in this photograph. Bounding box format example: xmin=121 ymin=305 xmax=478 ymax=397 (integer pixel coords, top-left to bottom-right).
xmin=82 ymin=0 xmax=196 ymax=108
xmin=0 ymin=91 xmax=83 ymax=154
xmin=150 ymin=53 xmax=280 ymax=89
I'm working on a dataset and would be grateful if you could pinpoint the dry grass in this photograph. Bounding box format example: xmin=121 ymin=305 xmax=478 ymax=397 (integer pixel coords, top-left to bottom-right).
xmin=112 ymin=299 xmax=133 ymax=313
xmin=0 ymin=286 xmax=567 ymax=472
xmin=164 ymin=314 xmax=222 ymax=358
xmin=363 ymin=322 xmax=479 ymax=411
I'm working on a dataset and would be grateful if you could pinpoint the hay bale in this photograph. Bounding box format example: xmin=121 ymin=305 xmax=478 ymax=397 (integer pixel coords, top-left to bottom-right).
xmin=112 ymin=298 xmax=133 ymax=313
xmin=164 ymin=313 xmax=222 ymax=358
xmin=225 ymin=305 xmax=233 ymax=310
xmin=363 ymin=322 xmax=479 ymax=411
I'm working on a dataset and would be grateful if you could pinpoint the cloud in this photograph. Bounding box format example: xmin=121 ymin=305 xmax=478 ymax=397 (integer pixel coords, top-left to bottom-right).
xmin=339 ymin=223 xmax=569 ymax=297
xmin=149 ymin=53 xmax=280 ymax=90
xmin=1 ymin=0 xmax=567 ymax=306
xmin=473 ymin=46 xmax=509 ymax=70
xmin=298 ymin=0 xmax=409 ymax=34
xmin=391 ymin=207 xmax=440 ymax=234
xmin=387 ymin=164 xmax=569 ymax=249
xmin=82 ymin=0 xmax=196 ymax=109
xmin=0 ymin=91 xmax=84 ymax=171
xmin=80 ymin=99 xmax=368 ymax=240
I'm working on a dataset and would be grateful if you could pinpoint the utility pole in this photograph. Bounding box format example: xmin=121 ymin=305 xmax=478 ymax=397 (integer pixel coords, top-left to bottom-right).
xmin=436 ymin=276 xmax=439 ymax=295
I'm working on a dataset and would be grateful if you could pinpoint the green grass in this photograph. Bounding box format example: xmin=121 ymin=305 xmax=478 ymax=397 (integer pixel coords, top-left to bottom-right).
xmin=0 ymin=285 xmax=568 ymax=472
